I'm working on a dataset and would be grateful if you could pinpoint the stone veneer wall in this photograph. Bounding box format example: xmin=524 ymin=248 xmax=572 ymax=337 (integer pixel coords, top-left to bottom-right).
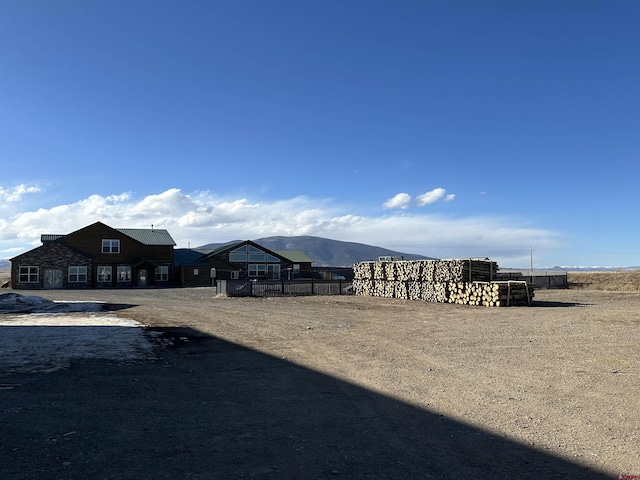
xmin=11 ymin=243 xmax=93 ymax=289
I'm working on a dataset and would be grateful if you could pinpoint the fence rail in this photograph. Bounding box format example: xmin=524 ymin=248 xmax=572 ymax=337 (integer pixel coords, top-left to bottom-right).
xmin=495 ymin=272 xmax=568 ymax=289
xmin=218 ymin=279 xmax=353 ymax=297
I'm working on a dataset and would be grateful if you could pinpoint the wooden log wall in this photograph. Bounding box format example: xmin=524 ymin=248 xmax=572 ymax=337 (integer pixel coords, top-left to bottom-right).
xmin=353 ymin=259 xmax=534 ymax=307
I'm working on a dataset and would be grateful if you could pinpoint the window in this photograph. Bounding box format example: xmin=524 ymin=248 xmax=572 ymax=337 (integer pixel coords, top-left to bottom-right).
xmin=117 ymin=265 xmax=131 ymax=282
xmin=231 ymin=271 xmax=239 ymax=279
xmin=102 ymin=239 xmax=120 ymax=254
xmin=68 ymin=266 xmax=87 ymax=283
xmin=19 ymin=266 xmax=39 ymax=283
xmin=267 ymin=264 xmax=280 ymax=279
xmin=97 ymin=266 xmax=112 ymax=282
xmin=229 ymin=244 xmax=273 ymax=263
xmin=248 ymin=252 xmax=266 ymax=262
xmin=293 ymin=264 xmax=300 ymax=274
xmin=229 ymin=246 xmax=247 ymax=262
xmin=193 ymin=269 xmax=199 ymax=276
xmin=155 ymin=265 xmax=169 ymax=281
xmin=248 ymin=264 xmax=266 ymax=277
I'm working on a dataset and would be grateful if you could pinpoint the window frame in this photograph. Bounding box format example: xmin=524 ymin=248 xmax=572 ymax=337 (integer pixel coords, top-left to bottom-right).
xmin=248 ymin=264 xmax=267 ymax=277
xmin=229 ymin=251 xmax=247 ymax=262
xmin=68 ymin=265 xmax=88 ymax=283
xmin=101 ymin=239 xmax=120 ymax=254
xmin=97 ymin=265 xmax=112 ymax=282
xmin=155 ymin=265 xmax=169 ymax=281
xmin=117 ymin=265 xmax=132 ymax=283
xmin=267 ymin=264 xmax=280 ymax=280
xmin=19 ymin=266 xmax=39 ymax=283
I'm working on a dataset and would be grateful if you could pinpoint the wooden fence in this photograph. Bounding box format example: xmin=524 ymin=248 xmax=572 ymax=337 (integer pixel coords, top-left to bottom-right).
xmin=496 ymin=270 xmax=568 ymax=289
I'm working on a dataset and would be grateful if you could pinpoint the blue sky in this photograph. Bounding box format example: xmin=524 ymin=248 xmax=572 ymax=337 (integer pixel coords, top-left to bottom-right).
xmin=1 ymin=1 xmax=638 ymax=268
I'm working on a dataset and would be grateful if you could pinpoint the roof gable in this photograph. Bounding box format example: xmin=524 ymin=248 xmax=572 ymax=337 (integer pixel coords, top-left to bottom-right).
xmin=40 ymin=222 xmax=176 ymax=246
xmin=199 ymin=240 xmax=314 ymax=264
xmin=208 ymin=241 xmax=245 ymax=256
xmin=201 ymin=240 xmax=249 ymax=258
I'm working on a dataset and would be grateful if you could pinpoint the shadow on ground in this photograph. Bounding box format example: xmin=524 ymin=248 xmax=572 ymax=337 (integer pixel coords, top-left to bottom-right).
xmin=1 ymin=326 xmax=610 ymax=480
xmin=101 ymin=302 xmax=139 ymax=312
xmin=533 ymin=300 xmax=592 ymax=308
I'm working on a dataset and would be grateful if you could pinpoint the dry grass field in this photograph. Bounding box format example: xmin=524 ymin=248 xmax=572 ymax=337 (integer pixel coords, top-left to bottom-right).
xmin=0 ymin=267 xmax=9 ymax=287
xmin=568 ymin=270 xmax=640 ymax=291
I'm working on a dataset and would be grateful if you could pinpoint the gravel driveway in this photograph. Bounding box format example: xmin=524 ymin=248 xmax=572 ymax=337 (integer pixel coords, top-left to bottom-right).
xmin=1 ymin=287 xmax=638 ymax=479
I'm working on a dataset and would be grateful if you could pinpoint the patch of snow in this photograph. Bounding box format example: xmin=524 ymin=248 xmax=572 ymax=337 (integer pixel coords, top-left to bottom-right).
xmin=0 ymin=293 xmax=104 ymax=313
xmin=0 ymin=294 xmax=156 ymax=374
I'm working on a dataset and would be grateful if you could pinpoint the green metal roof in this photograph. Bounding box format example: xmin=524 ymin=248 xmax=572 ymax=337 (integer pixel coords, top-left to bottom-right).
xmin=116 ymin=228 xmax=176 ymax=246
xmin=273 ymin=250 xmax=313 ymax=263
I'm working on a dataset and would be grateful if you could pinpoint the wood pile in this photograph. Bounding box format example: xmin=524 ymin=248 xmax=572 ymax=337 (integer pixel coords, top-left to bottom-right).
xmin=353 ymin=259 xmax=534 ymax=307
xmin=353 ymin=258 xmax=498 ymax=283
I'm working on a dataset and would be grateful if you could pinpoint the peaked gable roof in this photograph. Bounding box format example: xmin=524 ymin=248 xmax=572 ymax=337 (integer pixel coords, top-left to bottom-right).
xmin=207 ymin=241 xmax=245 ymax=256
xmin=40 ymin=222 xmax=176 ymax=246
xmin=197 ymin=240 xmax=314 ymax=264
xmin=197 ymin=240 xmax=254 ymax=259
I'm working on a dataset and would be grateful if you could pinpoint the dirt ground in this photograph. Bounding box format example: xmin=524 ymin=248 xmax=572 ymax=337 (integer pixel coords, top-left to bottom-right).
xmin=1 ymin=286 xmax=639 ymax=479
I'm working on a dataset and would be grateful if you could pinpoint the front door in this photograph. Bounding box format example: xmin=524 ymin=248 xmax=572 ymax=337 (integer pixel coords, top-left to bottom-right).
xmin=138 ymin=269 xmax=148 ymax=287
xmin=44 ymin=269 xmax=63 ymax=289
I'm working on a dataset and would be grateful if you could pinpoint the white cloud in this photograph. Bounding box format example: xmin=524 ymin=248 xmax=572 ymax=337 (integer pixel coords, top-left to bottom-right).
xmin=0 ymin=184 xmax=43 ymax=203
xmin=383 ymin=193 xmax=411 ymax=209
xmin=415 ymin=188 xmax=450 ymax=206
xmin=0 ymin=188 xmax=560 ymax=266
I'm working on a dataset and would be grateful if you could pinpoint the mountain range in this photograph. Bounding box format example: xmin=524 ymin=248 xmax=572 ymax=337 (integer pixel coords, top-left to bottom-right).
xmin=199 ymin=236 xmax=434 ymax=267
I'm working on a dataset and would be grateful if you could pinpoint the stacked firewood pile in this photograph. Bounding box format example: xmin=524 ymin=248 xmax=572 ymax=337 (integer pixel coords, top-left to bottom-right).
xmin=353 ymin=259 xmax=534 ymax=307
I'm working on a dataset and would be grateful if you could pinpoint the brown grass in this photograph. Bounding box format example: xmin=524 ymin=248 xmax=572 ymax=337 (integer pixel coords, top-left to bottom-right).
xmin=0 ymin=268 xmax=10 ymax=288
xmin=568 ymin=270 xmax=640 ymax=291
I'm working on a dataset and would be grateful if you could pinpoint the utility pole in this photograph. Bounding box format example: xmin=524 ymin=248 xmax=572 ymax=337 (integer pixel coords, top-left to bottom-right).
xmin=530 ymin=246 xmax=533 ymax=278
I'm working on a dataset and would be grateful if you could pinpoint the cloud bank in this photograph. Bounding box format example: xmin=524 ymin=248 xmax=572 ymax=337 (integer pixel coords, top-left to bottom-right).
xmin=0 ymin=187 xmax=559 ymax=266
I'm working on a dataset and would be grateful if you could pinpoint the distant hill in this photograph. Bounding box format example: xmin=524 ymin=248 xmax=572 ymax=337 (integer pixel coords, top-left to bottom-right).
xmin=199 ymin=236 xmax=435 ymax=267
xmin=0 ymin=259 xmax=9 ymax=269
xmin=548 ymin=265 xmax=640 ymax=272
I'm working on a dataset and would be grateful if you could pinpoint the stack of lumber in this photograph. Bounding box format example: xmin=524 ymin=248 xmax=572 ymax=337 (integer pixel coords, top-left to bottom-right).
xmin=353 ymin=258 xmax=498 ymax=283
xmin=448 ymin=281 xmax=533 ymax=307
xmin=353 ymin=259 xmax=533 ymax=307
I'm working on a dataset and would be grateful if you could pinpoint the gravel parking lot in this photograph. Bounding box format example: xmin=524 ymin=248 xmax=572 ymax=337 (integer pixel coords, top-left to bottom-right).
xmin=1 ymin=287 xmax=638 ymax=479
